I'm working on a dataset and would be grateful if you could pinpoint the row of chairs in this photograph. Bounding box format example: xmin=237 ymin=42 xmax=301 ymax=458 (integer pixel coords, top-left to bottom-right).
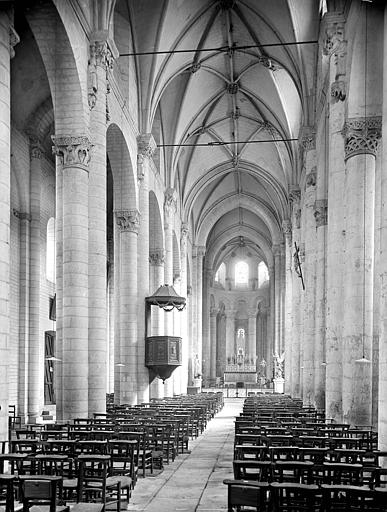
xmin=223 ymin=479 xmax=387 ymax=511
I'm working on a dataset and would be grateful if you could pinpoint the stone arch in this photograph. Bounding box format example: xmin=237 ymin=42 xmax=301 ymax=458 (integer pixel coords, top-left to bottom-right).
xmin=196 ymin=195 xmax=281 ymax=246
xmin=25 ymin=2 xmax=88 ymax=134
xmin=206 ymin=225 xmax=274 ymax=272
xmin=106 ymin=123 xmax=137 ymax=210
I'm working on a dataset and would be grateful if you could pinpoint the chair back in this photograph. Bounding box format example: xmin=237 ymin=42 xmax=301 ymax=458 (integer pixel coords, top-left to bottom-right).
xmin=19 ymin=475 xmax=65 ymax=512
xmin=223 ymin=479 xmax=269 ymax=511
xmin=271 ymin=482 xmax=321 ymax=512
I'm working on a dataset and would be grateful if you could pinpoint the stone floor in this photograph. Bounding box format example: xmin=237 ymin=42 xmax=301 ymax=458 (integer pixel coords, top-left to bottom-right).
xmin=127 ymin=398 xmax=243 ymax=512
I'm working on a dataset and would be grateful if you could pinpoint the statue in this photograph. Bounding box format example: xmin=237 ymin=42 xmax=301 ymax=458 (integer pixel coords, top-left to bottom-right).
xmin=273 ymin=351 xmax=285 ymax=379
xmin=193 ymin=354 xmax=201 ymax=378
xmin=237 ymin=347 xmax=244 ymax=366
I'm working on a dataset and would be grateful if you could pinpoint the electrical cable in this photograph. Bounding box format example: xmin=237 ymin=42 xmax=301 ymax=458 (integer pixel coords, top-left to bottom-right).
xmin=119 ymin=40 xmax=318 ymax=58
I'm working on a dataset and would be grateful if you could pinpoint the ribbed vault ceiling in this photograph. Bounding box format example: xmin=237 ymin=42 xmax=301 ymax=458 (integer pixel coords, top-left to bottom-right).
xmin=122 ymin=0 xmax=318 ymax=266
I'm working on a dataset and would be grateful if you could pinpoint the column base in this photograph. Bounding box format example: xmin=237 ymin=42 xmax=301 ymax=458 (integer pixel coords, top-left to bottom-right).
xmin=274 ymin=378 xmax=285 ymax=394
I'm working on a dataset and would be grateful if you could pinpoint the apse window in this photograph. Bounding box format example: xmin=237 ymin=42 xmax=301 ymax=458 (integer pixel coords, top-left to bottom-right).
xmin=258 ymin=261 xmax=269 ymax=287
xmin=235 ymin=261 xmax=248 ymax=287
xmin=46 ymin=217 xmax=56 ymax=283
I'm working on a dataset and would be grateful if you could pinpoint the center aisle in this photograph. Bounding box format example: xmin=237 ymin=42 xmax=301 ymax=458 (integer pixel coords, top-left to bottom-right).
xmin=127 ymin=398 xmax=243 ymax=512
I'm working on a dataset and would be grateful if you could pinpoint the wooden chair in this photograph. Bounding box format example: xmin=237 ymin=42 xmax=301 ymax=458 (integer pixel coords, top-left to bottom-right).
xmin=76 ymin=455 xmax=121 ymax=512
xmin=0 ymin=474 xmax=16 ymax=512
xmin=107 ymin=440 xmax=136 ymax=496
xmin=8 ymin=406 xmax=22 ymax=431
xmin=269 ymin=446 xmax=299 ymax=463
xmin=322 ymin=462 xmax=363 ymax=486
xmin=18 ymin=475 xmax=69 ymax=512
xmin=118 ymin=431 xmax=152 ymax=478
xmin=223 ymin=479 xmax=270 ymax=511
xmin=233 ymin=460 xmax=272 ymax=482
xmin=272 ymin=461 xmax=314 ymax=485
xmin=270 ymin=482 xmax=322 ymax=512
xmin=321 ymin=484 xmax=381 ymax=511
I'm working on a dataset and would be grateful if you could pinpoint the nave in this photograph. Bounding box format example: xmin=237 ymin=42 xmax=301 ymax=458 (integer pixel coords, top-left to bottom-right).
xmin=127 ymin=399 xmax=241 ymax=512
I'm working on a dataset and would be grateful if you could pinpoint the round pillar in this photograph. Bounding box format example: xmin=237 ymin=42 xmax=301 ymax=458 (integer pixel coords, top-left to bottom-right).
xmin=52 ymin=136 xmax=91 ymax=420
xmin=342 ymin=118 xmax=380 ymax=426
xmin=115 ymin=210 xmax=140 ymax=405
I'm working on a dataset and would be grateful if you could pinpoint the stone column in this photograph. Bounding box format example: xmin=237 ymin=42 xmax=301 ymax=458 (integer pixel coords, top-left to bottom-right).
xmin=137 ymin=134 xmax=156 ymax=404
xmin=272 ymin=244 xmax=281 ymax=356
xmin=248 ymin=311 xmax=257 ymax=363
xmin=52 ymin=136 xmax=91 ymax=420
xmin=225 ymin=308 xmax=235 ymax=364
xmin=290 ymin=188 xmax=302 ymax=398
xmin=267 ymin=265 xmax=275 ymax=378
xmin=302 ymin=138 xmax=317 ymax=406
xmin=88 ymin=39 xmax=114 ymax=415
xmin=28 ymin=140 xmax=43 ymax=422
xmin=149 ymin=249 xmax=165 ymax=399
xmin=107 ymin=236 xmax=114 ymax=394
xmin=210 ymin=307 xmax=217 ymax=381
xmin=0 ymin=12 xmax=18 ymax=442
xmin=202 ymin=268 xmax=213 ymax=384
xmin=114 ymin=210 xmax=139 ymax=405
xmin=163 ymin=189 xmax=176 ymax=397
xmin=179 ymin=224 xmax=189 ymax=393
xmin=192 ymin=245 xmax=205 ymax=377
xmin=282 ymin=220 xmax=293 ymax=394
xmin=314 ymin=199 xmax=328 ymax=409
xmin=379 ymin=3 xmax=387 ymax=456
xmin=324 ymin=13 xmax=347 ymax=421
xmin=16 ymin=208 xmax=30 ymax=423
xmin=113 ymin=221 xmax=120 ymax=404
xmin=341 ymin=117 xmax=380 ymax=426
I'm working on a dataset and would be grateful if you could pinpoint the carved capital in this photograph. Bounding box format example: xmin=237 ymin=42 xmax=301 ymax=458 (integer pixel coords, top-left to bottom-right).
xmin=149 ymin=249 xmax=165 ymax=266
xmin=52 ymin=135 xmax=92 ymax=167
xmin=30 ymin=138 xmax=44 ymax=159
xmin=137 ymin=134 xmax=157 ymax=180
xmin=210 ymin=307 xmax=218 ymax=317
xmin=314 ymin=199 xmax=328 ymax=228
xmin=9 ymin=26 xmax=20 ymax=59
xmin=300 ymin=133 xmax=316 ymax=152
xmin=115 ymin=209 xmax=140 ymax=233
xmin=289 ymin=186 xmax=301 ymax=205
xmin=90 ymin=40 xmax=114 ymax=70
xmin=164 ymin=188 xmax=177 ymax=219
xmin=342 ymin=117 xmax=382 ymax=160
xmin=323 ymin=19 xmax=345 ymax=57
xmin=137 ymin=134 xmax=157 ymax=159
xmin=282 ymin=220 xmax=292 ymax=246
xmin=306 ymin=167 xmax=317 ymax=188
xmin=331 ymin=80 xmax=346 ymax=103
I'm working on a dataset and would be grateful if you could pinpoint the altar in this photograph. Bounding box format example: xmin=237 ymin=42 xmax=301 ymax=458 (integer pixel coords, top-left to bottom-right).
xmin=224 ymin=363 xmax=257 ymax=384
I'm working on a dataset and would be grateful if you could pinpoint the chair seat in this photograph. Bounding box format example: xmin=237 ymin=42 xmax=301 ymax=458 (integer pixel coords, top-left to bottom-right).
xmin=62 ymin=478 xmax=78 ymax=489
xmin=106 ymin=476 xmax=132 ymax=489
xmin=29 ymin=506 xmax=69 ymax=512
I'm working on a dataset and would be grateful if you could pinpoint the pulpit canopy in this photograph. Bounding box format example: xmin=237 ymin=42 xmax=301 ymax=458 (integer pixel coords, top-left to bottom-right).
xmin=145 ymin=284 xmax=186 ymax=311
